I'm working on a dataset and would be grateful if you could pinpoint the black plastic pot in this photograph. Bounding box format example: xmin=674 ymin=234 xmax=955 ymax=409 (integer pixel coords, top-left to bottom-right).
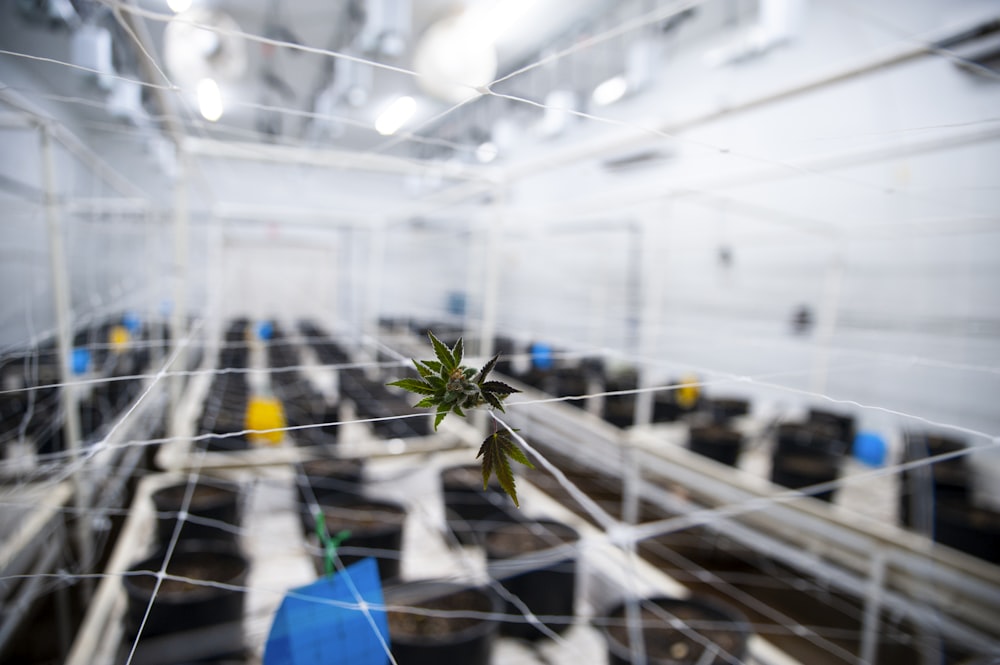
xmin=386 ymin=580 xmax=501 ymax=665
xmin=123 ymin=540 xmax=249 ymax=664
xmin=484 ymin=519 xmax=579 ymax=640
xmin=807 ymin=408 xmax=855 ymax=454
xmin=440 ymin=465 xmax=518 ymax=546
xmin=688 ymin=425 xmax=743 ymax=467
xmin=599 ymin=595 xmax=751 ymax=665
xmin=552 ymin=367 xmax=591 ymax=409
xmin=933 ymin=498 xmax=1000 ymax=564
xmin=296 ymin=457 xmax=365 ymax=508
xmin=309 ymin=496 xmax=406 ymax=582
xmin=899 ymin=432 xmax=970 ymax=529
xmin=770 ymin=454 xmax=840 ymax=502
xmin=705 ymin=397 xmax=750 ymax=425
xmin=775 ymin=422 xmax=847 ymax=458
xmin=151 ymin=480 xmax=241 ymax=545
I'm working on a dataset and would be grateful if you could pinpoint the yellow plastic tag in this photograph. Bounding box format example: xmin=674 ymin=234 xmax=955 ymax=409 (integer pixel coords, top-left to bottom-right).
xmin=676 ymin=374 xmax=700 ymax=410
xmin=246 ymin=396 xmax=286 ymax=446
xmin=109 ymin=325 xmax=130 ymax=352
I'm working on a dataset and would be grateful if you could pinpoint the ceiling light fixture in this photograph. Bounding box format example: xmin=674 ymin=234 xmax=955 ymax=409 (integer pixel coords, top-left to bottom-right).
xmin=375 ymin=95 xmax=416 ymax=136
xmin=166 ymin=0 xmax=192 ymax=14
xmin=197 ymin=78 xmax=223 ymax=122
xmin=467 ymin=0 xmax=539 ymax=44
xmin=475 ymin=141 xmax=499 ymax=163
xmin=592 ymin=75 xmax=628 ymax=107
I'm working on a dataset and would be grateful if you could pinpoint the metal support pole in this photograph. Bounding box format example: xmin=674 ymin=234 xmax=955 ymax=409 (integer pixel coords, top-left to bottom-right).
xmin=478 ymin=183 xmax=504 ymax=363
xmin=363 ymin=221 xmax=387 ymax=341
xmin=168 ymin=152 xmax=189 ymax=438
xmin=39 ymin=122 xmax=92 ymax=574
xmin=810 ymin=247 xmax=844 ymax=396
xmin=860 ymin=549 xmax=887 ymax=665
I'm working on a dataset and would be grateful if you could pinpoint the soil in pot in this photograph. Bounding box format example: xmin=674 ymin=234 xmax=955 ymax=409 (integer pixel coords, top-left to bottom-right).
xmin=123 ymin=541 xmax=249 ymax=662
xmin=484 ymin=519 xmax=579 ymax=640
xmin=310 ymin=498 xmax=406 ymax=582
xmin=441 ymin=465 xmax=518 ymax=546
xmin=151 ymin=480 xmax=241 ymax=545
xmin=600 ymin=595 xmax=751 ymax=665
xmin=688 ymin=426 xmax=743 ymax=467
xmin=386 ymin=582 xmax=501 ymax=665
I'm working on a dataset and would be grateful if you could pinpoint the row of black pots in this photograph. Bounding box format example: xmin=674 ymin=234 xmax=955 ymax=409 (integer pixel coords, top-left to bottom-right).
xmin=599 ymin=595 xmax=752 ymax=665
xmin=122 ymin=479 xmax=248 ymax=663
xmin=266 ymin=327 xmax=340 ymax=448
xmin=383 ymin=579 xmax=751 ymax=665
xmin=343 ymin=368 xmax=431 ymax=439
xmin=899 ymin=432 xmax=1000 ymax=564
xmin=684 ymin=419 xmax=848 ymax=503
xmin=770 ymin=422 xmax=846 ymax=503
xmin=197 ymin=367 xmax=250 ymax=452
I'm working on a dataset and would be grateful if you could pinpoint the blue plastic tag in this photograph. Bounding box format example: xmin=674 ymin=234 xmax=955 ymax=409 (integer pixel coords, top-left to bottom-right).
xmin=71 ymin=348 xmax=91 ymax=375
xmin=853 ymin=431 xmax=887 ymax=467
xmin=263 ymin=558 xmax=390 ymax=665
xmin=530 ymin=342 xmax=553 ymax=370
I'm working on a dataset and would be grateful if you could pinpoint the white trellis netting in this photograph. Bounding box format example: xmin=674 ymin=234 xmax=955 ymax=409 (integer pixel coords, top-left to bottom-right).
xmin=2 ymin=0 xmax=1000 ymax=664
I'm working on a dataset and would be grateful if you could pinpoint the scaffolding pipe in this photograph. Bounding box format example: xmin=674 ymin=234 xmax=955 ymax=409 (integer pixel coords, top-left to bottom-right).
xmin=168 ymin=152 xmax=189 ymax=438
xmin=478 ymin=184 xmax=505 ymax=362
xmin=39 ymin=122 xmax=92 ymax=579
xmin=860 ymin=548 xmax=887 ymax=665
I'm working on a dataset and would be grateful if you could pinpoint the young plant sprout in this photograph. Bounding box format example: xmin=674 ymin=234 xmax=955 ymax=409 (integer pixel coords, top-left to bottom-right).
xmin=387 ymin=332 xmax=534 ymax=506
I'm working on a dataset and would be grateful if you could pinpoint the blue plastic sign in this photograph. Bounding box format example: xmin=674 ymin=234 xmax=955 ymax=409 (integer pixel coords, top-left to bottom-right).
xmin=263 ymin=558 xmax=390 ymax=665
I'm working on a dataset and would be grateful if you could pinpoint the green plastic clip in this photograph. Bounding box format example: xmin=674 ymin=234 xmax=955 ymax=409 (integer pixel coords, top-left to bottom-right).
xmin=314 ymin=510 xmax=351 ymax=578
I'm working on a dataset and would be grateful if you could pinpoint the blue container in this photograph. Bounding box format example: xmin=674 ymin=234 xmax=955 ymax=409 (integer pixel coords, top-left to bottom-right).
xmin=530 ymin=342 xmax=553 ymax=370
xmin=71 ymin=347 xmax=91 ymax=375
xmin=853 ymin=431 xmax=886 ymax=467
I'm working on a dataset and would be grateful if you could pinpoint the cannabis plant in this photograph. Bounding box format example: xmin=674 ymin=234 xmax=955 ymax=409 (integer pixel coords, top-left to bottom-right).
xmin=387 ymin=332 xmax=534 ymax=506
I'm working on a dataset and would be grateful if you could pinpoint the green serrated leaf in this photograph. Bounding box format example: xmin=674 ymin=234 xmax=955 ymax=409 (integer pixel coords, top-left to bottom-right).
xmin=482 ymin=390 xmax=505 ymax=412
xmin=422 ymin=360 xmax=443 ymax=373
xmin=478 ymin=431 xmax=522 ymax=507
xmin=387 ymin=378 xmax=436 ymax=396
xmin=452 ymin=404 xmax=465 ymax=418
xmin=476 ymin=353 xmax=500 ymax=383
xmin=451 ymin=337 xmax=464 ymax=367
xmin=492 ymin=449 xmax=518 ymax=507
xmin=413 ymin=359 xmax=434 ymax=378
xmin=464 ymin=367 xmax=477 ymax=379
xmin=481 ymin=380 xmax=519 ymax=396
xmin=501 ymin=437 xmax=535 ymax=469
xmin=414 ymin=397 xmax=436 ymax=408
xmin=434 ymin=403 xmax=449 ymax=430
xmin=426 ymin=375 xmax=445 ymax=391
xmin=429 ymin=332 xmax=457 ymax=371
